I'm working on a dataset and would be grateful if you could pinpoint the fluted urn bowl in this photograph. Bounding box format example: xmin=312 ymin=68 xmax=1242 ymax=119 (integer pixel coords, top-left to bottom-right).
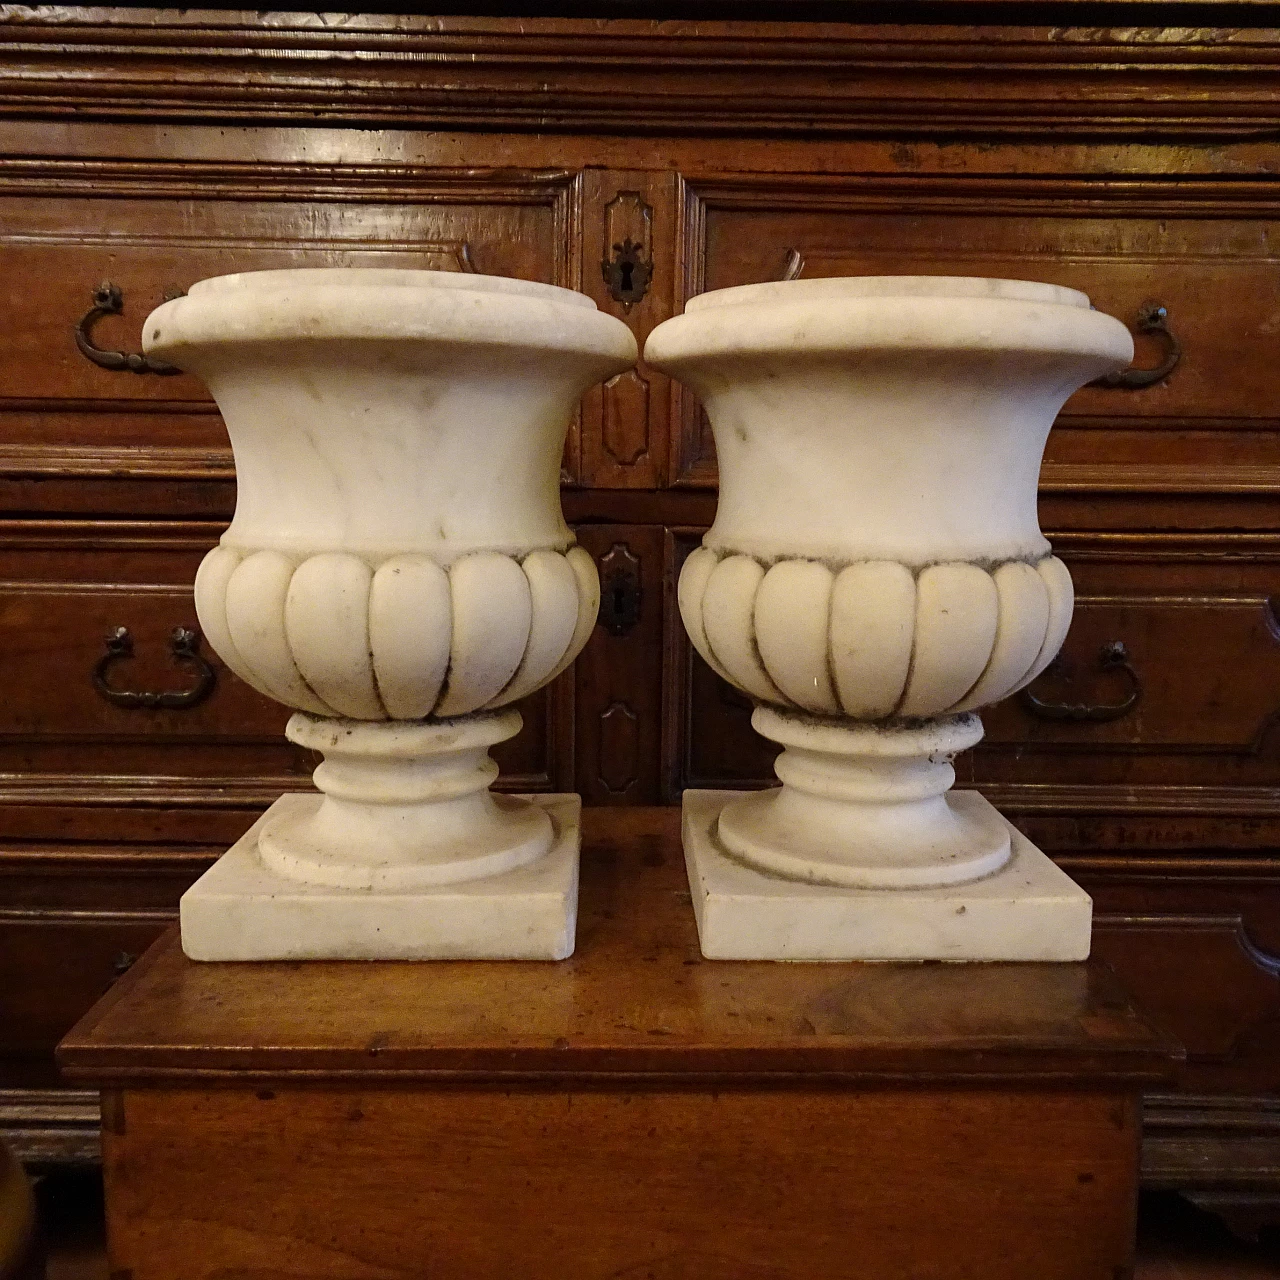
xmin=645 ymin=276 xmax=1132 ymax=889
xmin=145 ymin=269 xmax=636 ymax=892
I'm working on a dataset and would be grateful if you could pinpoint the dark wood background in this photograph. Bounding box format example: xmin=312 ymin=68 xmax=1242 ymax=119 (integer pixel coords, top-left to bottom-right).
xmin=1 ymin=2 xmax=1279 ymax=1229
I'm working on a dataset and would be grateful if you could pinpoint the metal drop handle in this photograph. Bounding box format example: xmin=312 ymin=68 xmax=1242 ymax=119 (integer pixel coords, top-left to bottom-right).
xmin=1092 ymin=300 xmax=1181 ymax=389
xmin=1020 ymin=641 xmax=1142 ymax=723
xmin=92 ymin=626 xmax=216 ymax=710
xmin=74 ymin=280 xmax=185 ymax=376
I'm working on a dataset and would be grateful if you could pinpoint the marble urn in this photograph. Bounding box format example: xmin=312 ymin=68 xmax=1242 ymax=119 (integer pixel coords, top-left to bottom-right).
xmin=645 ymin=276 xmax=1132 ymax=961
xmin=144 ymin=268 xmax=636 ymax=960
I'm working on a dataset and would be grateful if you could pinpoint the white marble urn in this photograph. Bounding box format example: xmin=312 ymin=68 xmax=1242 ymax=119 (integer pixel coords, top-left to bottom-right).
xmin=144 ymin=269 xmax=636 ymax=960
xmin=645 ymin=276 xmax=1132 ymax=960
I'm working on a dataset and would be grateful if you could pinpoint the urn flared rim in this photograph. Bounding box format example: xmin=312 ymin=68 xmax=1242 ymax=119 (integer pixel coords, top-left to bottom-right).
xmin=186 ymin=267 xmax=597 ymax=309
xmin=143 ymin=267 xmax=638 ymax=372
xmin=685 ymin=275 xmax=1092 ymax=313
xmin=645 ymin=274 xmax=1133 ymax=375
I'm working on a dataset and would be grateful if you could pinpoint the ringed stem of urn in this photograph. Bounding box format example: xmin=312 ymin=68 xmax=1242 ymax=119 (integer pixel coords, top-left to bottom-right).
xmin=715 ymin=707 xmax=1012 ymax=889
xmin=257 ymin=709 xmax=553 ymax=890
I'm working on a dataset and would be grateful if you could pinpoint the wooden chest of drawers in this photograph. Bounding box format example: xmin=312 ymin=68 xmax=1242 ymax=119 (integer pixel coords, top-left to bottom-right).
xmin=1 ymin=3 xmax=1278 ymax=1229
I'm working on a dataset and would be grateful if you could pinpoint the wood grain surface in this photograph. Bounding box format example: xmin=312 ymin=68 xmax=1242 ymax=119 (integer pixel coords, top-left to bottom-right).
xmin=58 ymin=808 xmax=1178 ymax=1087
xmin=62 ymin=812 xmax=1170 ymax=1280
xmin=100 ymin=1085 xmax=1144 ymax=1280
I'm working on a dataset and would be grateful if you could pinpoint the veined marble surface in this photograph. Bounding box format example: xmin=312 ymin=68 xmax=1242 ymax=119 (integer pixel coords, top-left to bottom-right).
xmin=683 ymin=791 xmax=1092 ymax=962
xmin=147 ymin=268 xmax=636 ymax=960
xmin=646 ymin=276 xmax=1131 ymax=957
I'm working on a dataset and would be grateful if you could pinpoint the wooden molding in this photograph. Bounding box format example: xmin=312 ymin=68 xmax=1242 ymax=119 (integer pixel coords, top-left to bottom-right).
xmin=1144 ymin=1093 xmax=1280 ymax=1236
xmin=0 ymin=773 xmax=308 ymax=809
xmin=0 ymin=768 xmax=555 ymax=805
xmin=1144 ymin=1094 xmax=1280 ymax=1183
xmin=684 ymin=170 xmax=1280 ymax=219
xmin=1041 ymin=463 xmax=1280 ymax=495
xmin=985 ymin=783 xmax=1280 ymax=820
xmin=0 ymin=1088 xmax=101 ymax=1165
xmin=0 ymin=444 xmax=233 ymax=483
xmin=1046 ymin=530 xmax=1280 ymax=561
xmin=0 ymin=157 xmax=580 ymax=203
xmin=0 ymin=519 xmax=227 ymax=549
xmin=3 ymin=11 xmax=1280 ymax=135
xmin=674 ymin=457 xmax=1280 ymax=496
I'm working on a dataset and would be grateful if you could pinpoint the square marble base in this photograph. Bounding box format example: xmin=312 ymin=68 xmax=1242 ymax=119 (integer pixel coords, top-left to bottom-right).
xmin=683 ymin=789 xmax=1091 ymax=962
xmin=180 ymin=793 xmax=579 ymax=962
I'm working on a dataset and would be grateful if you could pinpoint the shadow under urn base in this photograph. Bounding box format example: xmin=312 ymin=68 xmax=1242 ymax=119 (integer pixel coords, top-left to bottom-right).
xmin=180 ymin=710 xmax=580 ymax=961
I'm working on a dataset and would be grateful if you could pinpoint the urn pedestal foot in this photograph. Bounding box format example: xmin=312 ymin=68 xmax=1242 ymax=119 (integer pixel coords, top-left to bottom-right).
xmin=684 ymin=790 xmax=1090 ymax=962
xmin=717 ymin=708 xmax=1013 ymax=890
xmin=180 ymin=709 xmax=577 ymax=960
xmin=180 ymin=793 xmax=579 ymax=961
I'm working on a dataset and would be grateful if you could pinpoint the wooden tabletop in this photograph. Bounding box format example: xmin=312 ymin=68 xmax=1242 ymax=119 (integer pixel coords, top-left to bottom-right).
xmin=59 ymin=807 xmax=1181 ymax=1088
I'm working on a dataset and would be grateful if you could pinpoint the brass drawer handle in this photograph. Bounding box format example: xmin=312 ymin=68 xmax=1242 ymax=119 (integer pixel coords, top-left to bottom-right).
xmin=74 ymin=280 xmax=185 ymax=376
xmin=1091 ymin=300 xmax=1181 ymax=389
xmin=1019 ymin=640 xmax=1142 ymax=723
xmin=92 ymin=626 xmax=216 ymax=710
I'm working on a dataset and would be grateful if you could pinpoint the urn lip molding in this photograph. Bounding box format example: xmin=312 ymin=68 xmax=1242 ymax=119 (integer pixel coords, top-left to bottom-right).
xmin=154 ymin=268 xmax=619 ymax=361
xmin=684 ymin=273 xmax=1091 ymax=312
xmin=650 ymin=275 xmax=1123 ymax=371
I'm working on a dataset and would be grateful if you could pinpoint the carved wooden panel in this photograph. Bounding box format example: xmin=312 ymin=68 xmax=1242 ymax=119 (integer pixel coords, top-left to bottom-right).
xmin=578 ymin=170 xmax=677 ymax=489
xmin=575 ymin=525 xmax=665 ymax=805
xmin=674 ymin=173 xmax=1280 ymax=494
xmin=0 ymin=163 xmax=578 ymax=513
xmin=601 ymin=369 xmax=652 ymax=469
xmin=1077 ymin=862 xmax=1280 ymax=1097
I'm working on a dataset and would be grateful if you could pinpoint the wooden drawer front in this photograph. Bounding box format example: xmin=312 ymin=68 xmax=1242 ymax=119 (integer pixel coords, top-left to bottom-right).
xmin=0 ymin=578 xmax=290 ymax=768
xmin=1078 ymin=866 xmax=1280 ymax=1097
xmin=0 ymin=167 xmax=577 ymax=508
xmin=0 ymin=525 xmax=304 ymax=784
xmin=0 ymin=917 xmax=170 ymax=1085
xmin=664 ymin=528 xmax=1280 ymax=847
xmin=676 ymin=175 xmax=1280 ymax=486
xmin=975 ymin=533 xmax=1280 ymax=789
xmin=0 ymin=523 xmax=566 ymax=843
xmin=0 ymin=840 xmax=212 ymax=1085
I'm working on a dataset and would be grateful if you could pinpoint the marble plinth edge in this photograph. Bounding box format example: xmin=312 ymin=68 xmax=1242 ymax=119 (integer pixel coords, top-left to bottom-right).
xmin=683 ymin=789 xmax=1091 ymax=962
xmin=181 ymin=793 xmax=579 ymax=961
